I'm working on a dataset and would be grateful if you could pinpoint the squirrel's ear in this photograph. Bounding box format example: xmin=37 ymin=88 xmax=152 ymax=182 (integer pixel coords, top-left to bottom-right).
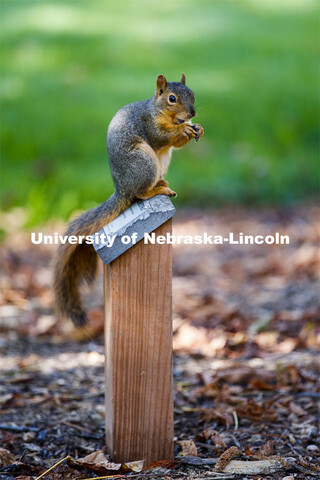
xmin=156 ymin=74 xmax=167 ymax=95
xmin=180 ymin=73 xmax=186 ymax=84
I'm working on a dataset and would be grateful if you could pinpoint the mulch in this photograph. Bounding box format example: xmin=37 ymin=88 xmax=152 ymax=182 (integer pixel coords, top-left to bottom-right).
xmin=0 ymin=205 xmax=319 ymax=479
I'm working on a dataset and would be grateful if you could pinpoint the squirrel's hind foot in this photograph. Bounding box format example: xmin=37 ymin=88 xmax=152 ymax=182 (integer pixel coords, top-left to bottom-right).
xmin=155 ymin=179 xmax=169 ymax=188
xmin=136 ymin=185 xmax=177 ymax=200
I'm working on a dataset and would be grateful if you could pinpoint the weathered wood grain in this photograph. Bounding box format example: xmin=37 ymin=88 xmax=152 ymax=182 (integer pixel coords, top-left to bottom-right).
xmin=104 ymin=219 xmax=174 ymax=465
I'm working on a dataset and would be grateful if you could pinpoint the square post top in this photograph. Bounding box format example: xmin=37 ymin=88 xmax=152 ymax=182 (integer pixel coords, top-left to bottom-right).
xmin=93 ymin=195 xmax=175 ymax=264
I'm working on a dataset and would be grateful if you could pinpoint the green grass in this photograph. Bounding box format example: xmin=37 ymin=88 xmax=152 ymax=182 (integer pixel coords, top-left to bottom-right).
xmin=1 ymin=0 xmax=318 ymax=224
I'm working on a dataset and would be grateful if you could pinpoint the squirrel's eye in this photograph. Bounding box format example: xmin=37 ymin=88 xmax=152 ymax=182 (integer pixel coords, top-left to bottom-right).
xmin=169 ymin=95 xmax=176 ymax=103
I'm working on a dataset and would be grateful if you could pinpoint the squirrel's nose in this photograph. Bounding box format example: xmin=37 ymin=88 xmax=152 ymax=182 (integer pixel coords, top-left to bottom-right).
xmin=189 ymin=106 xmax=196 ymax=118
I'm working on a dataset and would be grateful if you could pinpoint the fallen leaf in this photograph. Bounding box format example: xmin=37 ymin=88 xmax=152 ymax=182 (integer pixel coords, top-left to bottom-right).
xmin=15 ymin=477 xmax=34 ymax=480
xmin=122 ymin=460 xmax=144 ymax=473
xmin=203 ymin=428 xmax=227 ymax=448
xmin=199 ymin=407 xmax=234 ymax=428
xmin=258 ymin=440 xmax=274 ymax=457
xmin=67 ymin=450 xmax=144 ymax=475
xmin=287 ymin=365 xmax=300 ymax=385
xmin=289 ymin=402 xmax=307 ymax=416
xmin=177 ymin=439 xmax=198 ymax=456
xmin=215 ymin=446 xmax=241 ymax=472
xmin=299 ymin=455 xmax=320 ymax=472
xmin=0 ymin=394 xmax=14 ymax=406
xmin=236 ymin=398 xmax=278 ymax=423
xmin=0 ymin=447 xmax=15 ymax=466
xmin=148 ymin=459 xmax=178 ymax=469
xmin=244 ymin=442 xmax=254 ymax=456
xmin=68 ymin=451 xmax=121 ymax=475
xmin=33 ymin=315 xmax=58 ymax=336
xmin=216 ymin=367 xmax=274 ymax=385
xmin=0 ymin=462 xmax=37 ymax=475
xmin=250 ymin=378 xmax=275 ymax=390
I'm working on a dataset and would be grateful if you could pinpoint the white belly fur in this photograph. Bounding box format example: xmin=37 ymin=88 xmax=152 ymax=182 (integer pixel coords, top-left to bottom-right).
xmin=157 ymin=147 xmax=172 ymax=178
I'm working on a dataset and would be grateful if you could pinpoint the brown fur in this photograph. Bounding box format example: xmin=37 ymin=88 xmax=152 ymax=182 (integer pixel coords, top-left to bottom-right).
xmin=53 ymin=74 xmax=204 ymax=327
xmin=53 ymin=196 xmax=130 ymax=326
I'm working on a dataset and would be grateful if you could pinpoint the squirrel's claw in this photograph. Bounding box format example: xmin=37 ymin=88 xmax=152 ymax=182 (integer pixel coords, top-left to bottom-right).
xmin=191 ymin=124 xmax=204 ymax=142
xmin=168 ymin=191 xmax=177 ymax=198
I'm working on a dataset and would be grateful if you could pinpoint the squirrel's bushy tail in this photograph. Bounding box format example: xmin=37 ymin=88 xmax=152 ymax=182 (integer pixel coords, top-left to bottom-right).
xmin=53 ymin=194 xmax=130 ymax=327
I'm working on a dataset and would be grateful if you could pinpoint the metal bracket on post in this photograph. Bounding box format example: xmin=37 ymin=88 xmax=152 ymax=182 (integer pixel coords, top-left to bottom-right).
xmin=93 ymin=195 xmax=175 ymax=466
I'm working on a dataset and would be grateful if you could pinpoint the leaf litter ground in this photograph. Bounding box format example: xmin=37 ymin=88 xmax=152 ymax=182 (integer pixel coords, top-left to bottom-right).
xmin=0 ymin=205 xmax=319 ymax=479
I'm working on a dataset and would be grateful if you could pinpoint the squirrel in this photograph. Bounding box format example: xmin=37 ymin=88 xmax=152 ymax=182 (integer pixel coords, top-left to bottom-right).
xmin=53 ymin=73 xmax=204 ymax=327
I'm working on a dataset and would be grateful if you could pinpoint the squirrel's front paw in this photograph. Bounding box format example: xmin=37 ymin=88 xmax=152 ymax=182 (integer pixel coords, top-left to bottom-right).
xmin=191 ymin=124 xmax=204 ymax=142
xmin=181 ymin=123 xmax=197 ymax=141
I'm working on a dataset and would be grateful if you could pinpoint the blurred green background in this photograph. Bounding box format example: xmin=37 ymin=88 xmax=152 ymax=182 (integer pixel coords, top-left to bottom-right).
xmin=1 ymin=0 xmax=318 ymax=225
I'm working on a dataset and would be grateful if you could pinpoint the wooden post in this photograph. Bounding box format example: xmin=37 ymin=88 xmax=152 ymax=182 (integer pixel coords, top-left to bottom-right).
xmin=104 ymin=219 xmax=174 ymax=465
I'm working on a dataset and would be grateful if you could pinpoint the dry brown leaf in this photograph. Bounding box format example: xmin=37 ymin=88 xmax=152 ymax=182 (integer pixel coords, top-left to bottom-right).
xmin=215 ymin=446 xmax=241 ymax=472
xmin=192 ymin=379 xmax=219 ymax=399
xmin=244 ymin=442 xmax=254 ymax=456
xmin=15 ymin=477 xmax=34 ymax=480
xmin=32 ymin=315 xmax=58 ymax=336
xmin=0 ymin=447 xmax=15 ymax=466
xmin=177 ymin=439 xmax=198 ymax=456
xmin=299 ymin=455 xmax=320 ymax=472
xmin=258 ymin=440 xmax=274 ymax=457
xmin=0 ymin=394 xmax=14 ymax=406
xmin=289 ymin=401 xmax=307 ymax=416
xmin=299 ymin=455 xmax=311 ymax=469
xmin=67 ymin=450 xmax=143 ymax=475
xmin=148 ymin=459 xmax=179 ymax=469
xmin=122 ymin=460 xmax=144 ymax=472
xmin=217 ymin=367 xmax=274 ymax=385
xmin=250 ymin=378 xmax=275 ymax=390
xmin=203 ymin=428 xmax=227 ymax=448
xmin=0 ymin=462 xmax=37 ymax=476
xmin=199 ymin=407 xmax=234 ymax=428
xmin=287 ymin=365 xmax=300 ymax=385
xmin=236 ymin=398 xmax=278 ymax=423
xmin=7 ymin=374 xmax=34 ymax=384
